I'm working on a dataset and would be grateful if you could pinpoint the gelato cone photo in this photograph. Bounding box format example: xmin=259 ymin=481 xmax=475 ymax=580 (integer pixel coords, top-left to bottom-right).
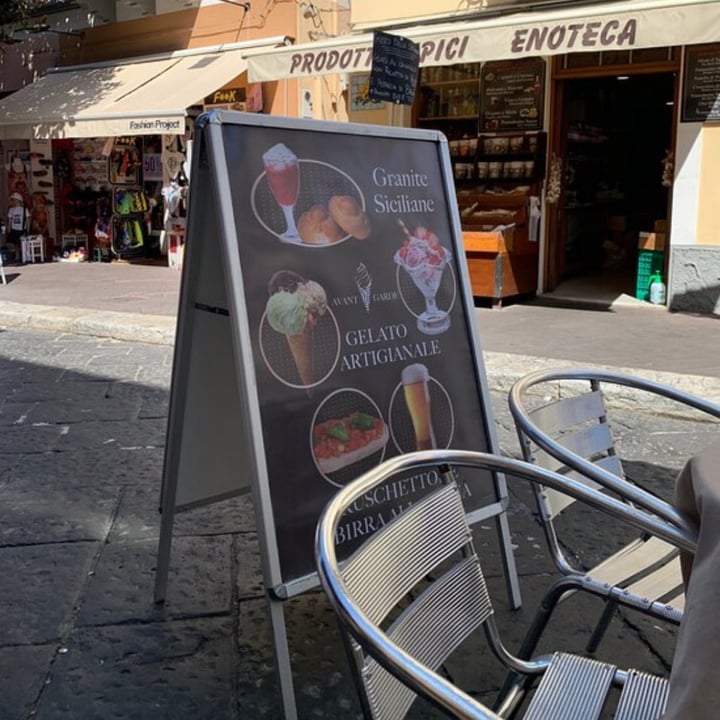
xmin=265 ymin=270 xmax=329 ymax=392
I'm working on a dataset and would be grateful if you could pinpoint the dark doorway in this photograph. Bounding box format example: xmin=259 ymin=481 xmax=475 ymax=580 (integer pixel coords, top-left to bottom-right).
xmin=556 ymin=72 xmax=675 ymax=299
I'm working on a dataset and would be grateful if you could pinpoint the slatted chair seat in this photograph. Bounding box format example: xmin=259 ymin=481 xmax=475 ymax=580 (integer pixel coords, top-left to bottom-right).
xmin=507 ymin=368 xmax=720 ymax=659
xmin=316 ymin=451 xmax=692 ymax=720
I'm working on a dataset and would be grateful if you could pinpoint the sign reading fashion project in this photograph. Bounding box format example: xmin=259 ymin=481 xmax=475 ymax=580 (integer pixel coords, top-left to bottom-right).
xmin=216 ymin=119 xmax=500 ymax=583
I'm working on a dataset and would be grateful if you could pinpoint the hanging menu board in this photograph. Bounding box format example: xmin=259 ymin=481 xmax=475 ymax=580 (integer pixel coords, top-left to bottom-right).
xmin=369 ymin=31 xmax=420 ymax=106
xmin=158 ymin=112 xmax=518 ymax=604
xmin=480 ymin=57 xmax=545 ymax=132
xmin=682 ymin=44 xmax=720 ymax=122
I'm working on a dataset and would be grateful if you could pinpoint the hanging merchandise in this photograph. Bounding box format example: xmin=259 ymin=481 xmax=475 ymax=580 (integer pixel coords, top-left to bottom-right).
xmin=112 ymin=217 xmax=146 ymax=255
xmin=528 ymin=196 xmax=541 ymax=243
xmin=161 ymin=180 xmax=186 ymax=218
xmin=114 ymin=187 xmax=149 ymax=215
xmin=93 ymin=195 xmax=112 ymax=261
xmin=7 ymin=154 xmax=31 ymax=207
xmin=112 ymin=188 xmax=149 ymax=250
xmin=109 ymin=143 xmax=141 ymax=185
xmin=107 ymin=138 xmax=149 ymax=260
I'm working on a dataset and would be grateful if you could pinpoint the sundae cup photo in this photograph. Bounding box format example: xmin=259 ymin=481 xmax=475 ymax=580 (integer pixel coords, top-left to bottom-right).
xmin=261 ymin=270 xmax=340 ymax=393
xmin=394 ymin=221 xmax=452 ymax=335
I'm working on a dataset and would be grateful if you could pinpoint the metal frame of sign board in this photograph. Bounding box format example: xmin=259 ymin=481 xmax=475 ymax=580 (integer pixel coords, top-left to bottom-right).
xmin=154 ymin=110 xmax=521 ymax=718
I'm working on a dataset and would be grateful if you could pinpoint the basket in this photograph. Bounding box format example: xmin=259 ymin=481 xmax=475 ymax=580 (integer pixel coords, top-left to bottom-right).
xmin=635 ymin=249 xmax=665 ymax=301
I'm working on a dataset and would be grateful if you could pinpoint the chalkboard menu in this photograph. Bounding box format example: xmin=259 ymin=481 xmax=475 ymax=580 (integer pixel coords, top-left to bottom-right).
xmin=682 ymin=44 xmax=720 ymax=122
xmin=369 ymin=31 xmax=420 ymax=106
xmin=480 ymin=57 xmax=545 ymax=132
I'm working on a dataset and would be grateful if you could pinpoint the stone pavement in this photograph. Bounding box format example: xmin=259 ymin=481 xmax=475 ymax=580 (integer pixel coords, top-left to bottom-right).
xmin=0 ymin=260 xmax=718 ymax=399
xmin=0 ymin=325 xmax=715 ymax=719
xmin=0 ymin=262 xmax=719 ymax=719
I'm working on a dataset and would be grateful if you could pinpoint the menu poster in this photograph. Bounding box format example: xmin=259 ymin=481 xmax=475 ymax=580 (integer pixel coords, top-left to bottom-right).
xmin=218 ymin=120 xmax=499 ymax=585
xmin=369 ymin=31 xmax=420 ymax=106
xmin=682 ymin=44 xmax=720 ymax=122
xmin=480 ymin=58 xmax=545 ymax=132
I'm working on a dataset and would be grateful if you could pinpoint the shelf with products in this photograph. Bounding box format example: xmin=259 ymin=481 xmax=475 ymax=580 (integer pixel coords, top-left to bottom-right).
xmin=417 ymin=63 xmax=481 ymax=123
xmin=458 ymin=184 xmax=541 ymax=306
xmin=420 ymin=63 xmax=482 ymax=85
xmin=449 ymin=131 xmax=547 ymax=185
xmin=457 ymin=188 xmax=531 ymax=231
xmin=417 ymin=114 xmax=478 ymax=122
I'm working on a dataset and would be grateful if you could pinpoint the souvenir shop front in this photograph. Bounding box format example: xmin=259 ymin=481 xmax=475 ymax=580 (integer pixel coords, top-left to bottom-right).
xmin=0 ymin=38 xmax=287 ymax=267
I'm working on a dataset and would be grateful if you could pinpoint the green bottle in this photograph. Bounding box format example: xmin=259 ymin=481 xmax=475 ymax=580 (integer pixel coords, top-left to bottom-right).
xmin=649 ymin=271 xmax=666 ymax=305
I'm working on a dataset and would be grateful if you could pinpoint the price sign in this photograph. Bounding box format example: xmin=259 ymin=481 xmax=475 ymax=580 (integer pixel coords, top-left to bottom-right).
xmin=143 ymin=152 xmax=162 ymax=181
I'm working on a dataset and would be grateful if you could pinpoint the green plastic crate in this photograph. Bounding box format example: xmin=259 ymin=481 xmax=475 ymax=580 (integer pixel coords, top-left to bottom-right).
xmin=636 ymin=249 xmax=665 ymax=301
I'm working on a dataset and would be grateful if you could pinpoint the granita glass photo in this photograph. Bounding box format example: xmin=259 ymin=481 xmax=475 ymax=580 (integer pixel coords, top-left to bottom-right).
xmin=262 ymin=143 xmax=300 ymax=243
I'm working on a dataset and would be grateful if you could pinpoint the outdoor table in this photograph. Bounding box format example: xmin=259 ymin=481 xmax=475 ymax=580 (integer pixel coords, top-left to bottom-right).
xmin=663 ymin=437 xmax=720 ymax=719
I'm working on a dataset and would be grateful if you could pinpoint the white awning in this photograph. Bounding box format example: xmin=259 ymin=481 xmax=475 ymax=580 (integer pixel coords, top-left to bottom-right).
xmin=246 ymin=0 xmax=720 ymax=81
xmin=0 ymin=37 xmax=291 ymax=139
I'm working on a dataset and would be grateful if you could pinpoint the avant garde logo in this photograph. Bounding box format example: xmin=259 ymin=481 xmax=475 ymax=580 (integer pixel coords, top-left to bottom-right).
xmin=354 ymin=262 xmax=373 ymax=312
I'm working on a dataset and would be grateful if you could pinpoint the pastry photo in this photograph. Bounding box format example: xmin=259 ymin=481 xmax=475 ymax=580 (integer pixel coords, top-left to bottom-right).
xmin=259 ymin=270 xmax=340 ymax=394
xmin=311 ymin=388 xmax=389 ymax=487
xmin=252 ymin=149 xmax=370 ymax=246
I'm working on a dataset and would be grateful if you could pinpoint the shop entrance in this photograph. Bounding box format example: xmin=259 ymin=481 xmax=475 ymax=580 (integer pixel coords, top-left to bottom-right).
xmin=549 ymin=70 xmax=677 ymax=303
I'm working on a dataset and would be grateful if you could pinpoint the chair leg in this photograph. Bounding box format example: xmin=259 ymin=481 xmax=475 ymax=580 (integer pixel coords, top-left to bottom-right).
xmin=497 ymin=576 xmax=579 ymax=708
xmin=586 ymin=599 xmax=618 ymax=653
xmin=517 ymin=576 xmax=579 ymax=659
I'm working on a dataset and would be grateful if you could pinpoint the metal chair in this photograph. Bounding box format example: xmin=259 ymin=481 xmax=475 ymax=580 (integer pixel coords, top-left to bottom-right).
xmin=508 ymin=367 xmax=720 ymax=659
xmin=316 ymin=450 xmax=696 ymax=720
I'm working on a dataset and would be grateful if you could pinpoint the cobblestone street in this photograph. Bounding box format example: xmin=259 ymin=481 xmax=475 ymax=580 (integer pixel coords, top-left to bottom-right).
xmin=0 ymin=326 xmax=716 ymax=719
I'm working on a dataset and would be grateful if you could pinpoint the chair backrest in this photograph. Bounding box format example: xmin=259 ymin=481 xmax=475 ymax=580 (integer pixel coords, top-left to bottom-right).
xmin=340 ymin=477 xmax=495 ymax=719
xmin=509 ymin=368 xmax=720 ymax=532
xmin=517 ymin=380 xmax=625 ymax=520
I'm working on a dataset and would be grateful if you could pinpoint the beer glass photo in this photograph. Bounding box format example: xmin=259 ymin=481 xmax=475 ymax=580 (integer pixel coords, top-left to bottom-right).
xmin=401 ymin=363 xmax=437 ymax=451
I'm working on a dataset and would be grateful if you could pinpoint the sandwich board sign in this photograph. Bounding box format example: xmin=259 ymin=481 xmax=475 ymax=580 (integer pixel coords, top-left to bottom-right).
xmin=154 ymin=111 xmax=520 ymax=719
